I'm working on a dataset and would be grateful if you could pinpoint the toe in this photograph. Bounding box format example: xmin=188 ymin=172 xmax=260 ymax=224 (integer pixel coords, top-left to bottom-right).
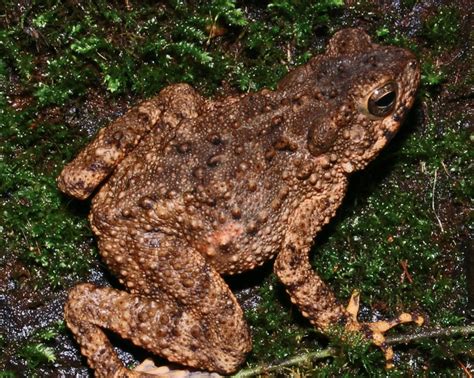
xmin=346 ymin=290 xmax=360 ymax=322
xmin=133 ymin=359 xmax=222 ymax=377
xmin=343 ymin=291 xmax=425 ymax=369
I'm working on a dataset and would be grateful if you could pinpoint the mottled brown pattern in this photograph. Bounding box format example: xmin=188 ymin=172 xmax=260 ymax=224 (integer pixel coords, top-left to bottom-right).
xmin=58 ymin=29 xmax=420 ymax=376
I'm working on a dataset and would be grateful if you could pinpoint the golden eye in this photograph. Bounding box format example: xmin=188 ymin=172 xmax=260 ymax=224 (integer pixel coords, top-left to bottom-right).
xmin=367 ymin=82 xmax=397 ymax=117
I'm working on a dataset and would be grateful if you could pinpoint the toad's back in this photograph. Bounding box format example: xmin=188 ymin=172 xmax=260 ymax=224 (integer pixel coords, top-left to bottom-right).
xmin=90 ymin=87 xmax=336 ymax=275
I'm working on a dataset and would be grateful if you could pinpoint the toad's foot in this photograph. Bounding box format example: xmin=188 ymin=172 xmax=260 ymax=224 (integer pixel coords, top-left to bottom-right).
xmin=345 ymin=290 xmax=424 ymax=368
xmin=134 ymin=359 xmax=222 ymax=377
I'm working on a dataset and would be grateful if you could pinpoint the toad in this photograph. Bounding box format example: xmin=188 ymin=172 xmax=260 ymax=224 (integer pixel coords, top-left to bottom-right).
xmin=58 ymin=28 xmax=422 ymax=377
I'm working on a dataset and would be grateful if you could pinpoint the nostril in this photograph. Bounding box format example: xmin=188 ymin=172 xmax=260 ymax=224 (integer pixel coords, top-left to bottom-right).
xmin=408 ymin=61 xmax=417 ymax=70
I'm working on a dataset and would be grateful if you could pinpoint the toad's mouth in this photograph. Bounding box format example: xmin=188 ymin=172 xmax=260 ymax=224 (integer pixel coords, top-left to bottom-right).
xmin=382 ymin=127 xmax=397 ymax=142
xmin=361 ymin=116 xmax=400 ymax=162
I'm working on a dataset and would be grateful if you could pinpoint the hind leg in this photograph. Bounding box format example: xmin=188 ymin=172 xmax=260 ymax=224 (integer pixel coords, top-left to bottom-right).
xmin=58 ymin=83 xmax=204 ymax=199
xmin=64 ymin=240 xmax=251 ymax=377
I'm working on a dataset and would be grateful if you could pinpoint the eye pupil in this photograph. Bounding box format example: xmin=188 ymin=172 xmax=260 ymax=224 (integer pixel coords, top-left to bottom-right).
xmin=375 ymin=91 xmax=396 ymax=108
xmin=367 ymin=82 xmax=398 ymax=117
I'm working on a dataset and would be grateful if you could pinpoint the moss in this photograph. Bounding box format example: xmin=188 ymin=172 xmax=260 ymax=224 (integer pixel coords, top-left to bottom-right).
xmin=239 ymin=0 xmax=343 ymax=90
xmin=421 ymin=60 xmax=446 ymax=88
xmin=18 ymin=344 xmax=56 ymax=371
xmin=0 ymin=322 xmax=66 ymax=376
xmin=318 ymin=327 xmax=380 ymax=376
xmin=0 ymin=372 xmax=16 ymax=378
xmin=0 ymin=113 xmax=95 ymax=287
xmin=244 ymin=274 xmax=310 ymax=364
xmin=421 ymin=6 xmax=461 ymax=49
xmin=16 ymin=322 xmax=65 ymax=374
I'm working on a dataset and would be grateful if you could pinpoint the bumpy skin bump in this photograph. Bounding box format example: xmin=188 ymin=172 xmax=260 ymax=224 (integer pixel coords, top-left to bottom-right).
xmin=58 ymin=29 xmax=420 ymax=376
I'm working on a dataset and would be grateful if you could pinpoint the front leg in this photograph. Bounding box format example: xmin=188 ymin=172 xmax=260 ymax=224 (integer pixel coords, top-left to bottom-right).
xmin=274 ymin=196 xmax=423 ymax=367
xmin=274 ymin=191 xmax=351 ymax=330
xmin=58 ymin=84 xmax=204 ymax=199
xmin=274 ymin=217 xmax=349 ymax=330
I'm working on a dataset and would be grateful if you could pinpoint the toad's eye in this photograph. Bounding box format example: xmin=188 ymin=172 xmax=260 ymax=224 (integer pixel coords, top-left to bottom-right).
xmin=367 ymin=82 xmax=397 ymax=117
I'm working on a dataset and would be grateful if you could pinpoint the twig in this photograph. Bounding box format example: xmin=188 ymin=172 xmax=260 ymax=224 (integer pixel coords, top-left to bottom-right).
xmin=399 ymin=259 xmax=413 ymax=284
xmin=232 ymin=325 xmax=474 ymax=377
xmin=431 ymin=168 xmax=445 ymax=232
xmin=456 ymin=357 xmax=472 ymax=378
xmin=232 ymin=348 xmax=336 ymax=377
xmin=385 ymin=325 xmax=474 ymax=345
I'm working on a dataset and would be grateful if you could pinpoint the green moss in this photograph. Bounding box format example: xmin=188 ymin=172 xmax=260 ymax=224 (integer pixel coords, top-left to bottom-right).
xmin=375 ymin=27 xmax=419 ymax=52
xmin=245 ymin=274 xmax=309 ymax=364
xmin=421 ymin=60 xmax=446 ymax=89
xmin=422 ymin=6 xmax=461 ymax=49
xmin=0 ymin=371 xmax=16 ymax=378
xmin=0 ymin=29 xmax=34 ymax=83
xmin=0 ymin=103 xmax=95 ymax=287
xmin=10 ymin=322 xmax=65 ymax=374
xmin=18 ymin=344 xmax=56 ymax=371
xmin=239 ymin=0 xmax=343 ymax=90
xmin=319 ymin=327 xmax=379 ymax=376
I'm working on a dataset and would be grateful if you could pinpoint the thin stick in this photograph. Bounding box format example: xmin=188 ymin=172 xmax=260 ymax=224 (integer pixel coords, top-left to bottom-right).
xmin=431 ymin=168 xmax=445 ymax=232
xmin=232 ymin=325 xmax=474 ymax=377
xmin=385 ymin=325 xmax=474 ymax=344
xmin=232 ymin=348 xmax=336 ymax=377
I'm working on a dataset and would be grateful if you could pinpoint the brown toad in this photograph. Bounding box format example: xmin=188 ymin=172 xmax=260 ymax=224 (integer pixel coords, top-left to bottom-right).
xmin=58 ymin=29 xmax=421 ymax=377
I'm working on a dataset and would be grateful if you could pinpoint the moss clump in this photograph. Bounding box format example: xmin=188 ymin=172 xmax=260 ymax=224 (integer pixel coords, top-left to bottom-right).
xmin=421 ymin=60 xmax=446 ymax=89
xmin=239 ymin=0 xmax=343 ymax=89
xmin=318 ymin=327 xmax=379 ymax=376
xmin=422 ymin=6 xmax=461 ymax=49
xmin=16 ymin=322 xmax=65 ymax=374
xmin=244 ymin=274 xmax=310 ymax=364
xmin=0 ymin=371 xmax=16 ymax=378
xmin=0 ymin=110 xmax=95 ymax=287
